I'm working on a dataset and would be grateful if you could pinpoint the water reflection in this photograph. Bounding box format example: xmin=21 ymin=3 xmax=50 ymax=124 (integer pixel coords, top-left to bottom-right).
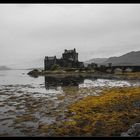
xmin=44 ymin=76 xmax=85 ymax=89
xmin=45 ymin=75 xmax=140 ymax=90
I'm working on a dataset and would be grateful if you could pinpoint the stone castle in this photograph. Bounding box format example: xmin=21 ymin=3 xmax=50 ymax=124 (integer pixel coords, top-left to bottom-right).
xmin=44 ymin=48 xmax=84 ymax=70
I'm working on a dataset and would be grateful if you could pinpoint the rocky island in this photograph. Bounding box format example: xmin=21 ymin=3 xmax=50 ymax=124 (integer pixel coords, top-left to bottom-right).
xmin=28 ymin=49 xmax=140 ymax=81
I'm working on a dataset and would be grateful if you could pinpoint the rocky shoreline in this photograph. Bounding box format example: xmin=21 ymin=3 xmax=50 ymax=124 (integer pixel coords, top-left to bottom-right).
xmin=28 ymin=69 xmax=140 ymax=80
xmin=0 ymin=69 xmax=140 ymax=136
xmin=42 ymin=86 xmax=140 ymax=136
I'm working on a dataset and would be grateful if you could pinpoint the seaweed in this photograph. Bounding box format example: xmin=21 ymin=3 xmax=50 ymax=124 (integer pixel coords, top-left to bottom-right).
xmin=46 ymin=87 xmax=140 ymax=136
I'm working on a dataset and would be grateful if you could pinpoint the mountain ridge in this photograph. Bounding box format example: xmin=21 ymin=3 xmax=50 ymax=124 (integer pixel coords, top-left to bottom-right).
xmin=84 ymin=51 xmax=140 ymax=66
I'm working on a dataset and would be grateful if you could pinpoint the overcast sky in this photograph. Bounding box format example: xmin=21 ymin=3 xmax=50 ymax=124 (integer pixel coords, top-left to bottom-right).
xmin=0 ymin=4 xmax=140 ymax=67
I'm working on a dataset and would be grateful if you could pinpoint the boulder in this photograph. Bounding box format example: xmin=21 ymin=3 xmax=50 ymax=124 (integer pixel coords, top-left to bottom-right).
xmin=121 ymin=123 xmax=140 ymax=136
xmin=132 ymin=123 xmax=140 ymax=133
xmin=27 ymin=69 xmax=39 ymax=77
xmin=132 ymin=101 xmax=140 ymax=109
xmin=121 ymin=132 xmax=130 ymax=137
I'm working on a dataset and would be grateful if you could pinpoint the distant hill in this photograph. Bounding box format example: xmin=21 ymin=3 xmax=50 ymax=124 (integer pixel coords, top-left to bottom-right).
xmin=85 ymin=58 xmax=108 ymax=65
xmin=85 ymin=51 xmax=140 ymax=66
xmin=0 ymin=66 xmax=11 ymax=70
xmin=102 ymin=51 xmax=140 ymax=66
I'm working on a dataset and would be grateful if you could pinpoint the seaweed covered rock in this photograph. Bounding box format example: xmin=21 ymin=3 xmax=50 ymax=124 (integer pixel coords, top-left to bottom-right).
xmin=44 ymin=87 xmax=140 ymax=136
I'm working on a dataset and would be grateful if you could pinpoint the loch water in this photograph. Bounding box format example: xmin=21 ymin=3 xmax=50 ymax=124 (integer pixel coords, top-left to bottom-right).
xmin=0 ymin=70 xmax=140 ymax=136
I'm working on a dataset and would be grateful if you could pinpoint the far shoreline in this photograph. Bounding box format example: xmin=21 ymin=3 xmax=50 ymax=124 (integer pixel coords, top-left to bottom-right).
xmin=27 ymin=69 xmax=140 ymax=80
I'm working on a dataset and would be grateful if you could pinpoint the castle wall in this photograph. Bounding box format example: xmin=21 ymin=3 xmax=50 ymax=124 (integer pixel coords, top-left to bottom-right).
xmin=44 ymin=56 xmax=56 ymax=70
xmin=44 ymin=49 xmax=84 ymax=70
xmin=62 ymin=52 xmax=78 ymax=62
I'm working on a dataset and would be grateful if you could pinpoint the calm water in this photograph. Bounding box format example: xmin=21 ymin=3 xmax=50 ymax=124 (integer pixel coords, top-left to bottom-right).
xmin=0 ymin=70 xmax=140 ymax=136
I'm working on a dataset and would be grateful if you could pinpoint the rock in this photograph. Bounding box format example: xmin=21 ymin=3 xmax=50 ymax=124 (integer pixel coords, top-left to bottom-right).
xmin=127 ymin=128 xmax=135 ymax=135
xmin=47 ymin=130 xmax=55 ymax=136
xmin=121 ymin=132 xmax=130 ymax=137
xmin=121 ymin=123 xmax=140 ymax=136
xmin=132 ymin=123 xmax=140 ymax=133
xmin=71 ymin=112 xmax=76 ymax=115
xmin=75 ymin=70 xmax=79 ymax=73
xmin=27 ymin=69 xmax=39 ymax=77
xmin=132 ymin=101 xmax=140 ymax=109
xmin=17 ymin=90 xmax=23 ymax=93
xmin=94 ymin=120 xmax=105 ymax=127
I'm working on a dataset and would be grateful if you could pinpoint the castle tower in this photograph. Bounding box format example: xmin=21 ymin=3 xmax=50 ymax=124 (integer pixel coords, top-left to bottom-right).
xmin=62 ymin=48 xmax=78 ymax=62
